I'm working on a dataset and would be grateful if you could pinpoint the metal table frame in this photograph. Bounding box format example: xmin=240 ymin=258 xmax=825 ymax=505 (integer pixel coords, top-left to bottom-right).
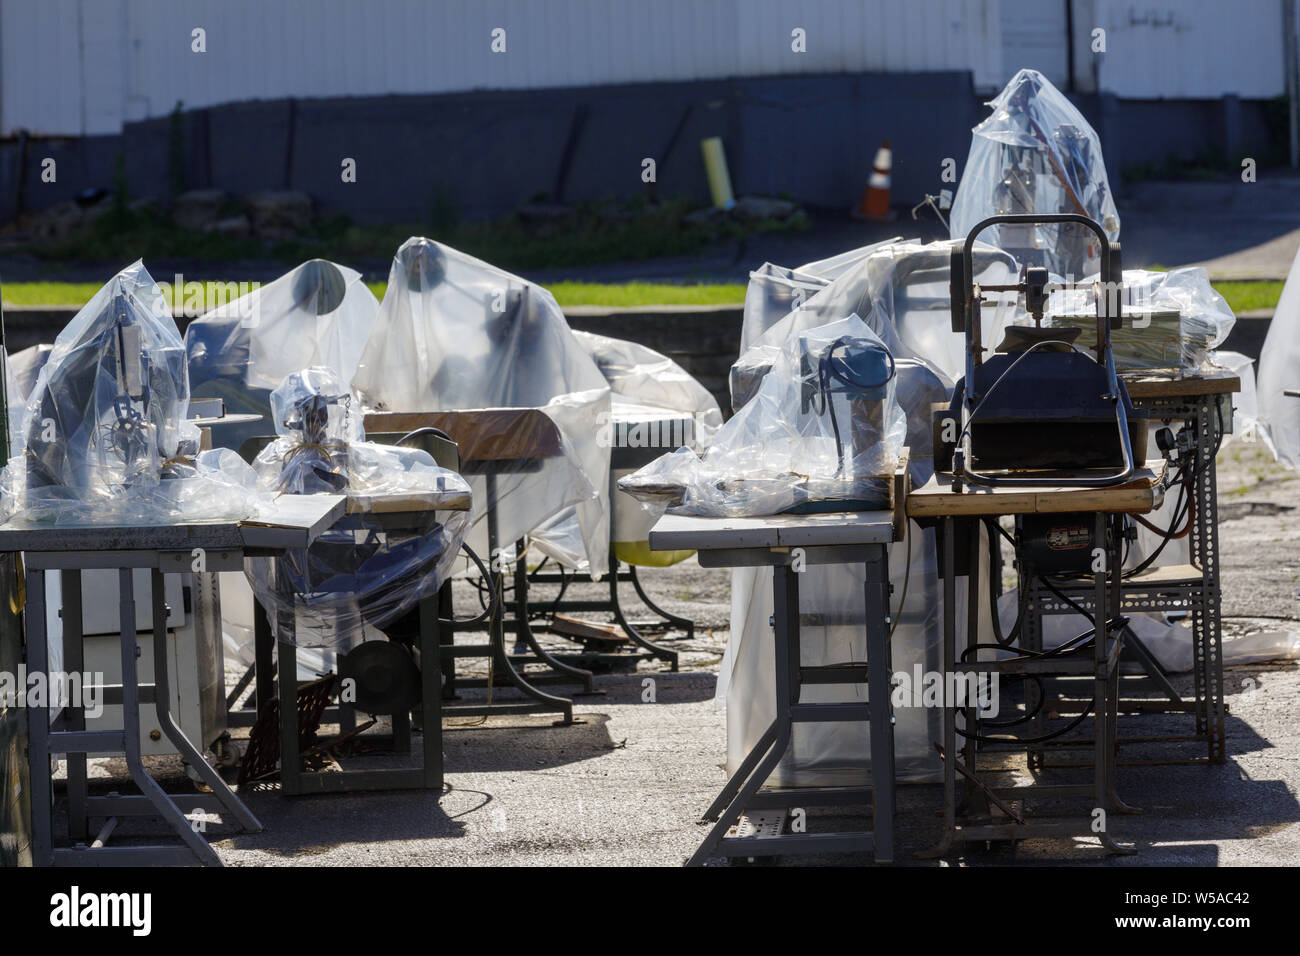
xmin=1025 ymin=376 xmax=1234 ymax=765
xmin=25 ymin=551 xmax=256 ymax=865
xmin=924 ymin=510 xmax=1134 ymax=857
xmin=650 ymin=511 xmax=898 ymax=865
xmin=516 ymin=415 xmax=696 ymax=672
xmin=365 ymin=409 xmax=589 ymax=724
xmin=260 ymin=508 xmax=456 ymax=795
xmin=14 ymin=499 xmax=342 ymax=865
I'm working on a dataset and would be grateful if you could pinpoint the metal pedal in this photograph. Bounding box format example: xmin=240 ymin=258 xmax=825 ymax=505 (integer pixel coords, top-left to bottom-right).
xmin=726 ymin=810 xmax=787 ymax=840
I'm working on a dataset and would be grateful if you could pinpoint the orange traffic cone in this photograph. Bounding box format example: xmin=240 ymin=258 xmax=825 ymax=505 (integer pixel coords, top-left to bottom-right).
xmin=854 ymin=139 xmax=895 ymax=221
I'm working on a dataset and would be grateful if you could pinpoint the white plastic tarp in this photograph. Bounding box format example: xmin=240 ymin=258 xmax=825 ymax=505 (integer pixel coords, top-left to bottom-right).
xmin=184 ymin=259 xmax=378 ymax=454
xmin=951 ymin=68 xmax=1119 ymax=279
xmin=1256 ymin=244 xmax=1300 ymax=469
xmin=547 ymin=330 xmax=722 ymax=568
xmin=621 ymin=316 xmax=906 ymax=518
xmin=351 ymin=237 xmax=610 ymax=572
xmin=1 ymin=261 xmax=265 ymax=527
xmin=244 ymin=367 xmax=472 ymax=648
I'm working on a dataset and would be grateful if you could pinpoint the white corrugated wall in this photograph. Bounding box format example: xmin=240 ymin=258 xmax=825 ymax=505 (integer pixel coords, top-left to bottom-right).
xmin=0 ymin=0 xmax=1286 ymax=137
xmin=1092 ymin=0 xmax=1286 ymax=99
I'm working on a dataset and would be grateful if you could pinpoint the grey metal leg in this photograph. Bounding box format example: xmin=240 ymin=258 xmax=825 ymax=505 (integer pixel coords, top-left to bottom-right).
xmin=277 ymin=608 xmax=303 ymax=795
xmin=699 ymin=721 xmax=779 ymax=822
xmin=419 ymin=594 xmax=443 ymax=789
xmin=114 ymin=569 xmax=219 ymax=865
xmin=24 ymin=567 xmax=53 ymax=865
xmin=149 ymin=569 xmax=261 ymax=832
xmin=60 ymin=569 xmax=88 ymax=841
xmin=608 ymin=561 xmax=680 ymax=670
xmin=512 ymin=539 xmax=596 ymax=691
xmin=961 ymin=521 xmax=981 ymax=806
xmin=254 ymin=602 xmax=274 ymax=715
xmin=864 ymin=547 xmax=895 ymax=863
xmin=928 ymin=517 xmax=958 ymax=857
xmin=686 ymin=564 xmax=798 ymax=866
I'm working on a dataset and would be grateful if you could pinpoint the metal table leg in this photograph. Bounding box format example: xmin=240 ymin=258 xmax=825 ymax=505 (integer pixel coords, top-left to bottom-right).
xmin=113 ymin=568 xmax=219 ymax=865
xmin=689 ymin=552 xmax=894 ymax=865
xmin=60 ymin=569 xmax=88 ymax=841
xmin=148 ymin=569 xmax=261 ymax=832
xmin=864 ymin=547 xmax=895 ymax=863
xmin=419 ymin=594 xmax=443 ymax=789
xmin=24 ymin=567 xmax=53 ymax=866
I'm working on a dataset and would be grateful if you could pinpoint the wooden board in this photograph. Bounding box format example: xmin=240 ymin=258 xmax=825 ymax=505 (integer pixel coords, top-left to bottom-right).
xmin=1122 ymin=369 xmax=1239 ymax=399
xmin=906 ymin=462 xmax=1166 ymax=518
xmin=238 ymin=494 xmax=348 ymax=549
xmin=650 ymin=509 xmax=896 ymax=552
xmin=344 ymin=489 xmax=472 ymax=514
xmin=364 ymin=408 xmax=563 ymax=463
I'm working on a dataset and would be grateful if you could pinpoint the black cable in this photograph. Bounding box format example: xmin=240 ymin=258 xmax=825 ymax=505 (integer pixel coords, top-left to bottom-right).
xmin=984 ymin=517 xmax=1026 ymax=647
xmin=440 ymin=542 xmax=499 ymax=628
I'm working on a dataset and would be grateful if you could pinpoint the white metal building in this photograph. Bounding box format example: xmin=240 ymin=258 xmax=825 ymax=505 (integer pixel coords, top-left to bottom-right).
xmin=0 ymin=0 xmax=1292 ymax=138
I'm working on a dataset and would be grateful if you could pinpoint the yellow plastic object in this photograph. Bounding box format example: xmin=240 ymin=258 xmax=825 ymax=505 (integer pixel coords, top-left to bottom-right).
xmin=613 ymin=540 xmax=695 ymax=568
xmin=700 ymin=137 xmax=735 ymax=210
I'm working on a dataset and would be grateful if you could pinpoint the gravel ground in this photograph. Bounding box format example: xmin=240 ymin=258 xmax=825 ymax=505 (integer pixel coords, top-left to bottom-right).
xmin=56 ymin=437 xmax=1300 ymax=866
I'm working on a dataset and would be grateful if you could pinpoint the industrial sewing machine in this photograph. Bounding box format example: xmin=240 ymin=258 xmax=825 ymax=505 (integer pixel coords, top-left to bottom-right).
xmin=937 ymin=213 xmax=1147 ymax=493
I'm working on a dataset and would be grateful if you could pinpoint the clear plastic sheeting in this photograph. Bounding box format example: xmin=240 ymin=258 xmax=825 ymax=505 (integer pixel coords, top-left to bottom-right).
xmin=572 ymin=330 xmax=722 ymax=447
xmin=352 ymin=237 xmax=610 ymax=572
xmin=1046 ymin=267 xmax=1236 ymax=372
xmin=245 ymin=367 xmax=471 ymax=648
xmin=951 ymin=68 xmax=1119 ymax=278
xmin=732 ymin=239 xmax=1013 ymax=406
xmin=2 ymin=349 xmax=26 ymax=451
xmin=1256 ymin=243 xmax=1300 ymax=469
xmin=536 ymin=330 xmax=723 ymax=568
xmin=622 ymin=316 xmax=905 ymax=518
xmin=185 ymin=259 xmax=378 ymax=454
xmin=0 ymin=261 xmax=265 ymax=527
xmin=740 ymin=238 xmax=901 ymax=355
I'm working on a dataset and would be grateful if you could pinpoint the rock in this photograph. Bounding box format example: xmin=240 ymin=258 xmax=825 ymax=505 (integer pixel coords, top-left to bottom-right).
xmin=683 ymin=205 xmax=726 ymax=226
xmin=172 ymin=189 xmax=227 ymax=232
xmin=245 ymin=190 xmax=312 ymax=240
xmin=731 ymin=195 xmax=800 ymax=221
xmin=30 ymin=201 xmax=86 ymax=241
xmin=203 ymin=214 xmax=251 ymax=239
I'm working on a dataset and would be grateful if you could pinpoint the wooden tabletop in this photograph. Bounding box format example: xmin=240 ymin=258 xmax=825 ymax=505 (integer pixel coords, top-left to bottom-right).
xmin=906 ymin=462 xmax=1166 ymax=518
xmin=364 ymin=408 xmax=563 ymax=463
xmin=343 ymin=487 xmax=472 ymax=514
xmin=649 ymin=509 xmax=896 ymax=551
xmin=1122 ymin=368 xmax=1240 ymax=399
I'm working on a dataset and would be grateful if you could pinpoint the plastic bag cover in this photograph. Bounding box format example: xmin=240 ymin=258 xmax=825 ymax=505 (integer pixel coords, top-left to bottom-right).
xmin=622 ymin=315 xmax=906 ymax=518
xmin=0 ymin=261 xmax=265 ymax=527
xmin=950 ymin=68 xmax=1119 ymax=279
xmin=1256 ymin=244 xmax=1300 ymax=469
xmin=184 ymin=259 xmax=378 ymax=454
xmin=245 ymin=367 xmax=471 ymax=648
xmin=732 ymin=239 xmax=1014 ymax=407
xmin=532 ymin=330 xmax=723 ymax=568
xmin=739 ymin=238 xmax=903 ymax=358
xmin=1046 ymin=267 xmax=1236 ymax=372
xmin=352 ymin=237 xmax=610 ymax=572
